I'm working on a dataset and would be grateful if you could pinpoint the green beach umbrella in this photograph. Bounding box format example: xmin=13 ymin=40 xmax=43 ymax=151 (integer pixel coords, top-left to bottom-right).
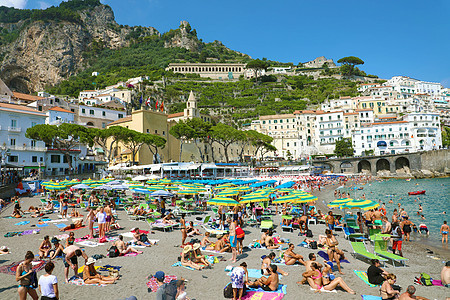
xmin=177 ymin=189 xmax=200 ymax=195
xmin=341 ymin=199 xmax=379 ymax=210
xmin=207 ymin=197 xmax=240 ymax=206
xmin=327 ymin=198 xmax=353 ymax=208
xmin=272 ymin=195 xmax=298 ymax=204
xmin=45 ymin=184 xmax=66 ymax=191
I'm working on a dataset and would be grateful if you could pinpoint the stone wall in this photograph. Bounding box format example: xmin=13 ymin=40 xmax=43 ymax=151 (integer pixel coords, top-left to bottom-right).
xmin=419 ymin=149 xmax=450 ymax=174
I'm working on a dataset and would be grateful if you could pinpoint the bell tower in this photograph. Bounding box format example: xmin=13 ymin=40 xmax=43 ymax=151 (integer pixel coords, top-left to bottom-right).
xmin=184 ymin=90 xmax=199 ymax=119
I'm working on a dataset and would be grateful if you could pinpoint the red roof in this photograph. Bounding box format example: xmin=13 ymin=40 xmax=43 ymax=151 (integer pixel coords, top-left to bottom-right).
xmin=12 ymin=92 xmax=45 ymax=101
xmin=0 ymin=102 xmax=45 ymax=115
xmin=107 ymin=116 xmax=132 ymax=126
xmin=168 ymin=112 xmax=184 ymax=118
xmin=49 ymin=107 xmax=74 ymax=114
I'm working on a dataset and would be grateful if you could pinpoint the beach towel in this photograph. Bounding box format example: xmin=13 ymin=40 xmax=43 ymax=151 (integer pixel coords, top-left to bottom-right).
xmin=317 ymin=250 xmax=350 ymax=263
xmin=78 ymin=265 xmax=100 ymax=273
xmin=242 ymin=291 xmax=284 ymax=300
xmin=146 ymin=275 xmax=177 ymax=292
xmin=21 ymin=229 xmax=41 ymax=235
xmin=14 ymin=221 xmax=30 ymax=226
xmin=128 ymin=239 xmax=158 ymax=248
xmin=77 ymin=241 xmax=102 ymax=248
xmin=310 ymin=287 xmax=337 ymax=293
xmin=248 ymin=284 xmax=287 ymax=294
xmin=36 ymin=223 xmax=49 ymax=228
xmin=361 ymin=296 xmax=382 ymax=300
xmin=54 ymin=234 xmax=69 ymax=240
xmin=65 ymin=225 xmax=86 ymax=232
xmin=98 ymin=265 xmax=122 ymax=272
xmin=227 ymin=268 xmax=283 ymax=279
xmin=432 ymin=280 xmax=443 ymax=286
xmin=354 ymin=270 xmax=378 ymax=287
xmin=40 ymin=218 xmax=51 ymax=222
xmin=68 ymin=276 xmax=106 ymax=287
xmin=0 ymin=260 xmax=46 ymax=275
xmin=54 ymin=223 xmax=67 ymax=229
xmin=202 ymin=249 xmax=230 ymax=255
xmin=45 ymin=219 xmax=68 ymax=223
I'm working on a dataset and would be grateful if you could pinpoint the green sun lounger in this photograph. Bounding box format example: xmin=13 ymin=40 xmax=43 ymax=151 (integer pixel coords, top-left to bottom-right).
xmin=260 ymin=219 xmax=273 ymax=231
xmin=350 ymin=241 xmax=387 ymax=264
xmin=374 ymin=239 xmax=408 ymax=267
xmin=369 ymin=228 xmax=381 ymax=241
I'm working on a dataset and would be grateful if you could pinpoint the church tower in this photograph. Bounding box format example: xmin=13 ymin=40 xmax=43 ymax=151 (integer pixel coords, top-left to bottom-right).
xmin=184 ymin=90 xmax=199 ymax=119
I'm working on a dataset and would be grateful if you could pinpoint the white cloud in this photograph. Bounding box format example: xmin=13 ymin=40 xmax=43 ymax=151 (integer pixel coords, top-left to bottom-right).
xmin=38 ymin=1 xmax=50 ymax=9
xmin=0 ymin=0 xmax=28 ymax=9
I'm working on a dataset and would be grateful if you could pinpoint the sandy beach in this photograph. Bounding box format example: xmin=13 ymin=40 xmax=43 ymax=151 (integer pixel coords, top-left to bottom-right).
xmin=0 ymin=186 xmax=448 ymax=300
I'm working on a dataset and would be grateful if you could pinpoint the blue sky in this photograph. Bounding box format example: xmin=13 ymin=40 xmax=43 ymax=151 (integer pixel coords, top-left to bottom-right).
xmin=2 ymin=0 xmax=450 ymax=87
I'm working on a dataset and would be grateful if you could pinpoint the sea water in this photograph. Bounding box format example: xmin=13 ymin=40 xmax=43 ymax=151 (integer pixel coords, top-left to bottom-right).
xmin=342 ymin=177 xmax=450 ymax=246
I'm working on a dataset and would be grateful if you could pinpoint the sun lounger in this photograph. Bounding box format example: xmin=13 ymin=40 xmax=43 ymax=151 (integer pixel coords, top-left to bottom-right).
xmin=201 ymin=224 xmax=228 ymax=236
xmin=260 ymin=219 xmax=273 ymax=232
xmin=369 ymin=228 xmax=381 ymax=241
xmin=373 ymin=239 xmax=408 ymax=267
xmin=148 ymin=219 xmax=179 ymax=232
xmin=344 ymin=227 xmax=366 ymax=241
xmin=350 ymin=241 xmax=387 ymax=264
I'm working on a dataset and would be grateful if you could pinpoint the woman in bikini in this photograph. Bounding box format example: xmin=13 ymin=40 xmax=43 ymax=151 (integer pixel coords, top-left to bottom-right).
xmin=38 ymin=236 xmax=51 ymax=259
xmin=302 ymin=262 xmax=355 ymax=294
xmin=186 ymin=221 xmax=202 ymax=237
xmin=83 ymin=257 xmax=116 ymax=285
xmin=180 ymin=213 xmax=187 ymax=246
xmin=84 ymin=207 xmax=96 ymax=239
xmin=104 ymin=203 xmax=113 ymax=233
xmin=16 ymin=251 xmax=39 ymax=300
xmin=325 ymin=229 xmax=346 ymax=274
xmin=380 ymin=273 xmax=400 ymax=299
xmin=180 ymin=245 xmax=203 ymax=270
xmin=66 ymin=232 xmax=75 ymax=247
xmin=192 ymin=243 xmax=211 ymax=267
xmin=283 ymin=243 xmax=305 ymax=265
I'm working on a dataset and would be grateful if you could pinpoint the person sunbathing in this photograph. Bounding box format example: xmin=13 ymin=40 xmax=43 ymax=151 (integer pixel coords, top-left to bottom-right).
xmin=162 ymin=211 xmax=177 ymax=225
xmin=180 ymin=245 xmax=204 ymax=270
xmin=70 ymin=208 xmax=81 ymax=218
xmin=59 ymin=220 xmax=83 ymax=232
xmin=213 ymin=235 xmax=231 ymax=253
xmin=186 ymin=221 xmax=202 ymax=237
xmin=11 ymin=200 xmax=23 ymax=218
xmin=283 ymin=243 xmax=305 ymax=265
xmin=260 ymin=231 xmax=268 ymax=247
xmin=192 ymin=243 xmax=211 ymax=267
xmin=261 ymin=252 xmax=288 ymax=276
xmin=39 ymin=235 xmax=52 ymax=259
xmin=201 ymin=232 xmax=213 ymax=248
xmin=249 ymin=264 xmax=279 ymax=291
xmin=264 ymin=231 xmax=280 ymax=250
xmin=299 ymin=214 xmax=308 ymax=234
xmin=133 ymin=228 xmax=151 ymax=247
xmin=297 ymin=253 xmax=328 ymax=284
xmin=325 ymin=229 xmax=346 ymax=274
xmin=82 ymin=257 xmax=116 ymax=285
xmin=113 ymin=235 xmax=142 ymax=255
xmin=282 ymin=216 xmax=292 ymax=226
xmin=44 ymin=201 xmax=53 ymax=211
xmin=302 ymin=262 xmax=355 ymax=294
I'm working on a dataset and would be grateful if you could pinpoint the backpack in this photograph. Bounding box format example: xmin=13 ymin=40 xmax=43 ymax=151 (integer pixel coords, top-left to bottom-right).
xmin=162 ymin=280 xmax=178 ymax=300
xmin=419 ymin=273 xmax=432 ymax=286
xmin=306 ymin=229 xmax=313 ymax=238
xmin=310 ymin=241 xmax=318 ymax=249
xmin=224 ymin=282 xmax=247 ymax=298
xmin=109 ymin=246 xmax=120 ymax=258
xmin=140 ymin=234 xmax=149 ymax=243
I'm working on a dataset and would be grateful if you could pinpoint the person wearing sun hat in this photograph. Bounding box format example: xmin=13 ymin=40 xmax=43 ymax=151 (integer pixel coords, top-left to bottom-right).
xmin=192 ymin=243 xmax=211 ymax=268
xmin=82 ymin=257 xmax=116 ymax=285
xmin=180 ymin=245 xmax=203 ymax=270
xmin=0 ymin=246 xmax=9 ymax=254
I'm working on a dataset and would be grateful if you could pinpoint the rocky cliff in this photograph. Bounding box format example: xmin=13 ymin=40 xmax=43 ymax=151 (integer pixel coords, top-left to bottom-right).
xmin=0 ymin=4 xmax=159 ymax=93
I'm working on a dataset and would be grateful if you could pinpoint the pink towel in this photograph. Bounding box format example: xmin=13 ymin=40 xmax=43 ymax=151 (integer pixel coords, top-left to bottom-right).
xmin=432 ymin=279 xmax=443 ymax=286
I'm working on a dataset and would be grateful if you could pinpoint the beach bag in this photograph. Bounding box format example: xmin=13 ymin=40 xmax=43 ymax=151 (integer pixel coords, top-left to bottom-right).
xmin=236 ymin=226 xmax=245 ymax=239
xmin=163 ymin=279 xmax=178 ymax=300
xmin=306 ymin=229 xmax=313 ymax=238
xmin=140 ymin=234 xmax=149 ymax=243
xmin=419 ymin=273 xmax=433 ymax=286
xmin=310 ymin=241 xmax=318 ymax=249
xmin=109 ymin=246 xmax=119 ymax=258
xmin=30 ymin=271 xmax=38 ymax=289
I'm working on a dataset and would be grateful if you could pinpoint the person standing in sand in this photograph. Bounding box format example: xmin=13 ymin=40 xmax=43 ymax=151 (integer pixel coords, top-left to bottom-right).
xmin=180 ymin=213 xmax=187 ymax=246
xmin=96 ymin=206 xmax=107 ymax=240
xmin=441 ymin=221 xmax=449 ymax=244
xmin=84 ymin=207 xmax=96 ymax=239
xmin=16 ymin=251 xmax=39 ymax=300
xmin=229 ymin=216 xmax=237 ymax=263
xmin=62 ymin=245 xmax=88 ymax=283
xmin=104 ymin=203 xmax=113 ymax=233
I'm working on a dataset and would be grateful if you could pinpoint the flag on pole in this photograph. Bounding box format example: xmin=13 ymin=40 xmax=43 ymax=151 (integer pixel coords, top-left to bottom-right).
xmin=155 ymin=100 xmax=158 ymax=110
xmin=160 ymin=101 xmax=164 ymax=112
xmin=139 ymin=95 xmax=143 ymax=104
xmin=146 ymin=97 xmax=151 ymax=106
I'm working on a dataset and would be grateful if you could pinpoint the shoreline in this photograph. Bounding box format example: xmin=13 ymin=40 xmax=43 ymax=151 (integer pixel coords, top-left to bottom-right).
xmin=311 ymin=177 xmax=450 ymax=257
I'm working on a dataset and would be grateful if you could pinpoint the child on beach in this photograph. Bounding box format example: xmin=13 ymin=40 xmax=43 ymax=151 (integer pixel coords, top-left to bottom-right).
xmin=441 ymin=221 xmax=449 ymax=244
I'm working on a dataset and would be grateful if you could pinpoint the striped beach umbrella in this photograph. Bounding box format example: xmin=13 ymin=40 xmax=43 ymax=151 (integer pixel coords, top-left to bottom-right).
xmin=327 ymin=198 xmax=353 ymax=208
xmin=177 ymin=189 xmax=200 ymax=195
xmin=45 ymin=184 xmax=66 ymax=191
xmin=341 ymin=199 xmax=379 ymax=210
xmin=207 ymin=197 xmax=240 ymax=206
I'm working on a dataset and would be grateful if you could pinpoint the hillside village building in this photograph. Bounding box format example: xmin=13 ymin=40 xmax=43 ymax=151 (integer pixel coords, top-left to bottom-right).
xmin=166 ymin=63 xmax=247 ymax=80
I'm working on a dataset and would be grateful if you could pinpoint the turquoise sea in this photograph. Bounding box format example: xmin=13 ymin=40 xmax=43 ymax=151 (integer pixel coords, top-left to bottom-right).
xmin=341 ymin=177 xmax=450 ymax=246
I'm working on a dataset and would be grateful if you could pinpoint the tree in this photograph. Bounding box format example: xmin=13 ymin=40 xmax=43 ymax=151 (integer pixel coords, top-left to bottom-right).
xmin=247 ymin=131 xmax=273 ymax=158
xmin=260 ymin=143 xmax=277 ymax=160
xmin=337 ymin=56 xmax=364 ymax=76
xmin=185 ymin=118 xmax=214 ymax=162
xmin=211 ymin=123 xmax=242 ymax=163
xmin=442 ymin=126 xmax=450 ymax=147
xmin=26 ymin=123 xmax=88 ymax=173
xmin=246 ymin=59 xmax=269 ymax=83
xmin=169 ymin=120 xmax=195 ymax=161
xmin=141 ymin=134 xmax=166 ymax=163
xmin=334 ymin=138 xmax=354 ymax=157
xmin=119 ymin=128 xmax=145 ymax=165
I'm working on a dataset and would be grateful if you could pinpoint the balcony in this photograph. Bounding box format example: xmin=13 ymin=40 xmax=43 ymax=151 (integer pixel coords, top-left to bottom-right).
xmin=8 ymin=126 xmax=21 ymax=132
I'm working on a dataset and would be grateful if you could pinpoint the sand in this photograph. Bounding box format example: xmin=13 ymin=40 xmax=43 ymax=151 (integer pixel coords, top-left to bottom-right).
xmin=0 ymin=188 xmax=448 ymax=300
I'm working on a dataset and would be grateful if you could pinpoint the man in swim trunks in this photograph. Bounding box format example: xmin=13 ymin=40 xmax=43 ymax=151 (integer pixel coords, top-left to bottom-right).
xmin=418 ymin=224 xmax=429 ymax=235
xmin=229 ymin=216 xmax=237 ymax=263
xmin=59 ymin=220 xmax=83 ymax=232
xmin=441 ymin=221 xmax=449 ymax=244
xmin=249 ymin=264 xmax=279 ymax=291
xmin=399 ymin=285 xmax=430 ymax=300
xmin=62 ymin=245 xmax=88 ymax=283
xmin=113 ymin=235 xmax=142 ymax=255
xmin=261 ymin=252 xmax=288 ymax=276
xmin=325 ymin=211 xmax=335 ymax=231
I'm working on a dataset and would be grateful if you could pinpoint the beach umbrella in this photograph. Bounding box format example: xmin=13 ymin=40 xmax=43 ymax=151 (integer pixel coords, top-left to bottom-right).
xmin=327 ymin=198 xmax=353 ymax=208
xmin=72 ymin=183 xmax=91 ymax=190
xmin=272 ymin=195 xmax=299 ymax=204
xmin=240 ymin=195 xmax=270 ymax=204
xmin=146 ymin=179 xmax=160 ymax=184
xmin=45 ymin=184 xmax=66 ymax=191
xmin=177 ymin=189 xmax=199 ymax=195
xmin=207 ymin=197 xmax=240 ymax=206
xmin=150 ymin=190 xmax=174 ymax=197
xmin=214 ymin=184 xmax=235 ymax=190
xmin=217 ymin=190 xmax=240 ymax=197
xmin=41 ymin=180 xmax=57 ymax=186
xmin=293 ymin=194 xmax=318 ymax=203
xmin=128 ymin=184 xmax=145 ymax=189
xmin=340 ymin=199 xmax=379 ymax=210
xmin=110 ymin=184 xmax=128 ymax=190
xmin=131 ymin=188 xmax=152 ymax=194
xmin=93 ymin=185 xmax=113 ymax=190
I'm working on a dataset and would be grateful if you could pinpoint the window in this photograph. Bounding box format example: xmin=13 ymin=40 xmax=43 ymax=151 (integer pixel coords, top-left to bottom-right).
xmin=71 ymin=109 xmax=75 ymax=113
xmin=40 ymin=157 xmax=43 ymax=162
xmin=63 ymin=156 xmax=69 ymax=163
xmin=263 ymin=121 xmax=266 ymax=124
xmin=31 ymin=140 xmax=36 ymax=147
xmin=286 ymin=143 xmax=289 ymax=147
xmin=89 ymin=110 xmax=94 ymax=115
xmin=11 ymin=119 xmax=17 ymax=127
xmin=155 ymin=130 xmax=158 ymax=134
xmin=32 ymin=156 xmax=38 ymax=163
xmin=10 ymin=138 xmax=16 ymax=146
xmin=102 ymin=122 xmax=106 ymax=129
xmin=118 ymin=114 xmax=123 ymax=119
xmin=82 ymin=108 xmax=86 ymax=114
xmin=102 ymin=111 xmax=106 ymax=117
xmin=146 ymin=129 xmax=149 ymax=133
xmin=38 ymin=106 xmax=43 ymax=111
xmin=9 ymin=155 xmax=18 ymax=162
xmin=294 ymin=142 xmax=297 ymax=146
xmin=51 ymin=155 xmax=61 ymax=163
xmin=31 ymin=122 xmax=36 ymax=127
xmin=163 ymin=131 xmax=165 ymax=136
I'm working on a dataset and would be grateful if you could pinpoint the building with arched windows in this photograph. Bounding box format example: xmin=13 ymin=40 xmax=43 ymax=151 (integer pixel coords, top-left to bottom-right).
xmin=166 ymin=63 xmax=246 ymax=80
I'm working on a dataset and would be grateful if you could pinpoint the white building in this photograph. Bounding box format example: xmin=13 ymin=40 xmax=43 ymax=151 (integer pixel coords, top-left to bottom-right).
xmin=0 ymin=103 xmax=47 ymax=175
xmin=316 ymin=111 xmax=345 ymax=154
xmin=78 ymin=90 xmax=100 ymax=101
xmin=77 ymin=105 xmax=126 ymax=129
xmin=415 ymin=81 xmax=442 ymax=98
xmin=46 ymin=107 xmax=75 ymax=125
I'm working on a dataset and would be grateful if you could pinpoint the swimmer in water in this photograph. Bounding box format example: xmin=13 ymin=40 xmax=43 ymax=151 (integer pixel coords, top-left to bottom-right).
xmin=388 ymin=199 xmax=393 ymax=204
xmin=421 ymin=215 xmax=425 ymax=220
xmin=418 ymin=204 xmax=423 ymax=214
